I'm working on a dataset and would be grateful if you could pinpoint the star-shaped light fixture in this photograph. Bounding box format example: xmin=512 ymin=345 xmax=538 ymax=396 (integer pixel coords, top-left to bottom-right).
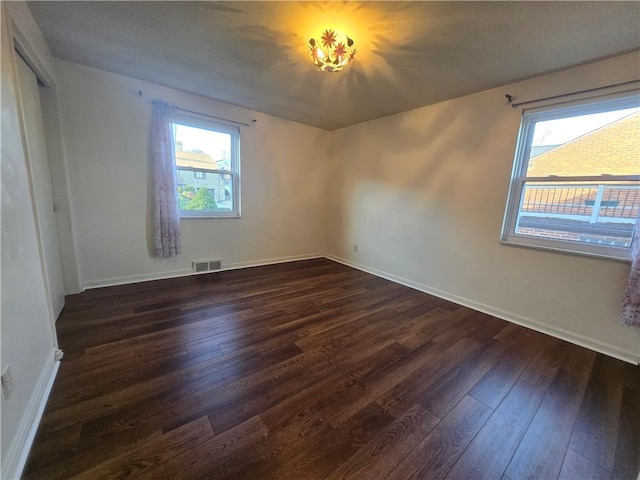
xmin=308 ymin=29 xmax=356 ymax=72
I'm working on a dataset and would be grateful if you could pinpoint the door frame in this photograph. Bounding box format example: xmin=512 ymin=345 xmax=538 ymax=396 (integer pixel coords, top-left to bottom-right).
xmin=9 ymin=18 xmax=60 ymax=345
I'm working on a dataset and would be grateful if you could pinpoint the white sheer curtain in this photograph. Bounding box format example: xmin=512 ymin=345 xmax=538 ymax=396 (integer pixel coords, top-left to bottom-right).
xmin=152 ymin=100 xmax=182 ymax=257
xmin=621 ymin=209 xmax=640 ymax=327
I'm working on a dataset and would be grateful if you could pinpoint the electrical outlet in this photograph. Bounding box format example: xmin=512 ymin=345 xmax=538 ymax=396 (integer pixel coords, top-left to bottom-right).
xmin=2 ymin=366 xmax=13 ymax=400
xmin=353 ymin=244 xmax=358 ymax=252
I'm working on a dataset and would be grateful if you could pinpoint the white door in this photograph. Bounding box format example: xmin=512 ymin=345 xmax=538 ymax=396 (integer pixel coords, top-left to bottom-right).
xmin=15 ymin=54 xmax=66 ymax=319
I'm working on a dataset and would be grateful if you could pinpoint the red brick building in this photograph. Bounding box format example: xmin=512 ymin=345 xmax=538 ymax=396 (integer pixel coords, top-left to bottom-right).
xmin=527 ymin=111 xmax=640 ymax=177
xmin=517 ymin=112 xmax=640 ymax=245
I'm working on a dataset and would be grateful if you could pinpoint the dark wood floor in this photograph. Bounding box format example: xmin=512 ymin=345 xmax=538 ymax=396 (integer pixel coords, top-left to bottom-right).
xmin=23 ymin=258 xmax=639 ymax=479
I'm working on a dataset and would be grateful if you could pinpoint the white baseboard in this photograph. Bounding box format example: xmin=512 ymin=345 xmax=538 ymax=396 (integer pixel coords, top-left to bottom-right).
xmin=2 ymin=351 xmax=60 ymax=480
xmin=82 ymin=268 xmax=193 ymax=291
xmin=325 ymin=254 xmax=640 ymax=365
xmin=81 ymin=253 xmax=325 ymax=291
xmin=222 ymin=253 xmax=324 ymax=271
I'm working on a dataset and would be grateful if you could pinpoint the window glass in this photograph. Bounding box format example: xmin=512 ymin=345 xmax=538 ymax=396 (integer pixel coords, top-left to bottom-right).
xmin=173 ymin=120 xmax=240 ymax=218
xmin=501 ymin=93 xmax=640 ymax=260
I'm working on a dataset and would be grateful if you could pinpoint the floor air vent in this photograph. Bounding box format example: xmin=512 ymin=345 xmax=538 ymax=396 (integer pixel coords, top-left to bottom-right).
xmin=192 ymin=259 xmax=222 ymax=273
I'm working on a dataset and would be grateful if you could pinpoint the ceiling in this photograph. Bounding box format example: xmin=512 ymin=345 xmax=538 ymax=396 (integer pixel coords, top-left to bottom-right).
xmin=27 ymin=1 xmax=640 ymax=131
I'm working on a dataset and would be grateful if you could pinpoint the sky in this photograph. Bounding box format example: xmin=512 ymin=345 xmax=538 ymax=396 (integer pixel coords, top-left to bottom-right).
xmin=174 ymin=124 xmax=230 ymax=159
xmin=532 ymin=106 xmax=640 ymax=147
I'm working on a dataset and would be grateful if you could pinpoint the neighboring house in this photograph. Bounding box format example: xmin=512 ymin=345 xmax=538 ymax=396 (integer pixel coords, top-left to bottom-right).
xmin=527 ymin=112 xmax=640 ymax=177
xmin=518 ymin=112 xmax=640 ymax=244
xmin=175 ymin=141 xmax=230 ymax=204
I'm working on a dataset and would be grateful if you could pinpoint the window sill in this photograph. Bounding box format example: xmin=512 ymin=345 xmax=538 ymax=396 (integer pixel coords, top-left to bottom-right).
xmin=179 ymin=213 xmax=241 ymax=219
xmin=500 ymin=236 xmax=632 ymax=263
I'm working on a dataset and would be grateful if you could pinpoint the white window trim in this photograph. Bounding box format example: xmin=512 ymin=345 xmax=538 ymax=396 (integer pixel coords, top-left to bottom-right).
xmin=501 ymin=91 xmax=640 ymax=262
xmin=172 ymin=114 xmax=241 ymax=219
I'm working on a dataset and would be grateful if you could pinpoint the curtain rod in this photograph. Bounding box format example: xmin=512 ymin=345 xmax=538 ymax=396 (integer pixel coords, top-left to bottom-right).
xmin=505 ymin=79 xmax=640 ymax=109
xmin=135 ymin=90 xmax=255 ymax=127
xmin=173 ymin=105 xmax=254 ymax=127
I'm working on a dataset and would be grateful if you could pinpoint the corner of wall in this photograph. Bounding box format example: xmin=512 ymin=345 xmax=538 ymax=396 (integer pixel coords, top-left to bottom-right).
xmin=39 ymin=80 xmax=82 ymax=294
xmin=1 ymin=353 xmax=60 ymax=480
xmin=5 ymin=1 xmax=56 ymax=87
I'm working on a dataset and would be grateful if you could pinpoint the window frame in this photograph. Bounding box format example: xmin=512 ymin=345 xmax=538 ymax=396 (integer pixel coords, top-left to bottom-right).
xmin=171 ymin=115 xmax=241 ymax=219
xmin=501 ymin=91 xmax=640 ymax=261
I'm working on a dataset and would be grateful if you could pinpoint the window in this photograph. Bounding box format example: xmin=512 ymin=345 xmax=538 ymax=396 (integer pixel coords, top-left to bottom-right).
xmin=173 ymin=117 xmax=240 ymax=218
xmin=501 ymin=92 xmax=640 ymax=260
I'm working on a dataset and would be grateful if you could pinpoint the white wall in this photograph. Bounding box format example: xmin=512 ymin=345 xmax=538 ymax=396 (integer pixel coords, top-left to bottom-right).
xmin=326 ymin=52 xmax=640 ymax=363
xmin=53 ymin=60 xmax=330 ymax=289
xmin=39 ymin=82 xmax=81 ymax=294
xmin=1 ymin=3 xmax=60 ymax=478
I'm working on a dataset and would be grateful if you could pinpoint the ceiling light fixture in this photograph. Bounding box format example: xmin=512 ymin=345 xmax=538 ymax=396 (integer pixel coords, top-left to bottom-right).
xmin=308 ymin=29 xmax=356 ymax=72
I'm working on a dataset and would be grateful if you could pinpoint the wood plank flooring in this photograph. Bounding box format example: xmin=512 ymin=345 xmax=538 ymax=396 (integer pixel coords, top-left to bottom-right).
xmin=22 ymin=258 xmax=640 ymax=479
